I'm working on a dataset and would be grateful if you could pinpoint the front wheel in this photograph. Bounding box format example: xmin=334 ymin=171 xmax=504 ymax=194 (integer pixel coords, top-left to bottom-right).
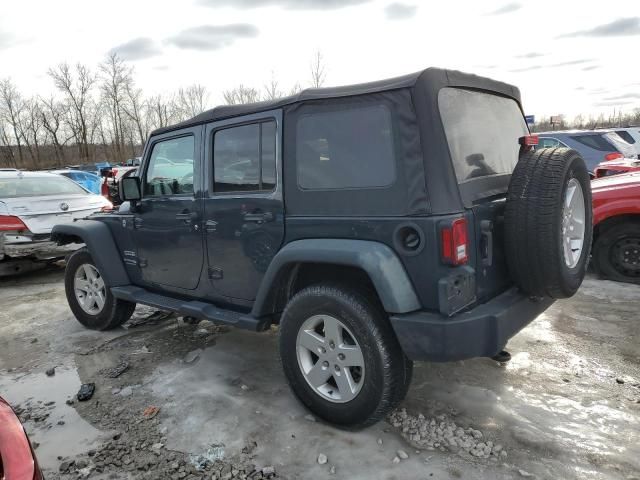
xmin=592 ymin=223 xmax=640 ymax=285
xmin=64 ymin=249 xmax=136 ymax=330
xmin=279 ymin=284 xmax=412 ymax=428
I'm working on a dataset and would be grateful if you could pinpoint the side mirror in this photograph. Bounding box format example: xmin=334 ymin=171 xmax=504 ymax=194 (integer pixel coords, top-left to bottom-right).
xmin=119 ymin=177 xmax=142 ymax=203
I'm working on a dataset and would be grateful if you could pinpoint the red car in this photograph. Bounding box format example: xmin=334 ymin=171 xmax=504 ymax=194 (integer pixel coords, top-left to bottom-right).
xmin=593 ymin=157 xmax=640 ymax=178
xmin=0 ymin=396 xmax=43 ymax=479
xmin=591 ymin=172 xmax=640 ymax=284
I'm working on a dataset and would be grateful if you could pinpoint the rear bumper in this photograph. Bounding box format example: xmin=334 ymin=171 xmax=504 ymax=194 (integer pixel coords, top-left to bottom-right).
xmin=389 ymin=288 xmax=554 ymax=362
xmin=1 ymin=240 xmax=82 ymax=260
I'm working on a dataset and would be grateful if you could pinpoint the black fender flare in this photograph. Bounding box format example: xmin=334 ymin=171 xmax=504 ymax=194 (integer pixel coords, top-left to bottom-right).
xmin=251 ymin=239 xmax=421 ymax=316
xmin=51 ymin=220 xmax=130 ymax=287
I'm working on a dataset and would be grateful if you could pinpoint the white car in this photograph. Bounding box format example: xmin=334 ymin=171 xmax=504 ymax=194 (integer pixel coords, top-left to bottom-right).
xmin=0 ymin=170 xmax=112 ymax=275
xmin=612 ymin=127 xmax=640 ymax=157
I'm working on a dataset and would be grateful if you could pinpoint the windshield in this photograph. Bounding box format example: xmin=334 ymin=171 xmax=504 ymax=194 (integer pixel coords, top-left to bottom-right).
xmin=439 ymin=88 xmax=528 ymax=184
xmin=0 ymin=175 xmax=89 ymax=198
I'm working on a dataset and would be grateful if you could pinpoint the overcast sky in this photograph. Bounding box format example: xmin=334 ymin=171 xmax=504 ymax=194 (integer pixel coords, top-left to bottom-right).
xmin=1 ymin=0 xmax=639 ymax=119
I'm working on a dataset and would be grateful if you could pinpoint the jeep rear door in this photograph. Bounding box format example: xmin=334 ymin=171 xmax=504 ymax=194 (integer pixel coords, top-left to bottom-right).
xmin=202 ymin=111 xmax=284 ymax=301
xmin=132 ymin=127 xmax=204 ymax=290
xmin=439 ymin=88 xmax=529 ymax=302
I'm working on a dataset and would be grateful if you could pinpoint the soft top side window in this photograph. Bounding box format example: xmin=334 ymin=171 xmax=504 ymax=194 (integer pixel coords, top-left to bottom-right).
xmin=295 ymin=104 xmax=396 ymax=191
xmin=213 ymin=120 xmax=276 ymax=193
xmin=144 ymin=135 xmax=195 ymax=196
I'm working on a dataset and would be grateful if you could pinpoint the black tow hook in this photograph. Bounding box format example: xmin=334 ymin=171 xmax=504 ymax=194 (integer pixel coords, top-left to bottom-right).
xmin=491 ymin=350 xmax=512 ymax=363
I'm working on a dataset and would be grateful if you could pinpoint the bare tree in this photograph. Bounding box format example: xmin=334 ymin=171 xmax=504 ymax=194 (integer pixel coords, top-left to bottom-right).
xmin=0 ymin=120 xmax=17 ymax=167
xmin=122 ymin=84 xmax=149 ymax=147
xmin=19 ymin=98 xmax=45 ymax=169
xmin=263 ymin=72 xmax=283 ymax=100
xmin=310 ymin=50 xmax=326 ymax=88
xmin=40 ymin=96 xmax=71 ymax=166
xmin=48 ymin=63 xmax=97 ymax=163
xmin=222 ymin=85 xmax=261 ymax=105
xmin=100 ymin=53 xmax=134 ymax=163
xmin=0 ymin=78 xmax=25 ymax=166
xmin=176 ymin=84 xmax=210 ymax=119
xmin=147 ymin=94 xmax=177 ymax=130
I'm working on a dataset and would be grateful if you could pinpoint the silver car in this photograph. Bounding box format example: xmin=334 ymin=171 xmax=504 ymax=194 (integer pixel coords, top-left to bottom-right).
xmin=0 ymin=170 xmax=112 ymax=275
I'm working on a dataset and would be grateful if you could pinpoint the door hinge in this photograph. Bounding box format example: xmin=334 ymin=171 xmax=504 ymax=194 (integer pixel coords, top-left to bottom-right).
xmin=208 ymin=267 xmax=223 ymax=279
xmin=138 ymin=258 xmax=148 ymax=268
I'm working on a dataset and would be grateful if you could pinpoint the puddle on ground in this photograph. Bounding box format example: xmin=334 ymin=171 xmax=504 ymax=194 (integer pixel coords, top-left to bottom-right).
xmin=0 ymin=367 xmax=108 ymax=471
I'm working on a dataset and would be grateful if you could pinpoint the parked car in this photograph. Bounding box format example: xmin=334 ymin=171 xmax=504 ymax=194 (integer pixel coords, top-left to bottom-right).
xmin=0 ymin=396 xmax=44 ymax=480
xmin=0 ymin=170 xmax=112 ymax=276
xmin=67 ymin=162 xmax=111 ymax=177
xmin=602 ymin=127 xmax=640 ymax=156
xmin=591 ymin=172 xmax=640 ymax=284
xmin=50 ymin=169 xmax=102 ymax=195
xmin=594 ymin=157 xmax=640 ymax=178
xmin=536 ymin=130 xmax=638 ymax=172
xmin=53 ymin=67 xmax=592 ymax=428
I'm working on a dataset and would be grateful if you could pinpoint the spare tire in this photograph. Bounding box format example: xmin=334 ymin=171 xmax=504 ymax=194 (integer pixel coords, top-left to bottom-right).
xmin=505 ymin=147 xmax=592 ymax=298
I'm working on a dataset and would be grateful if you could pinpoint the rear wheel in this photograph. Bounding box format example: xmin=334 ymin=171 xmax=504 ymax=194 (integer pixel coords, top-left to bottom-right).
xmin=65 ymin=249 xmax=136 ymax=330
xmin=279 ymin=284 xmax=411 ymax=428
xmin=592 ymin=223 xmax=640 ymax=284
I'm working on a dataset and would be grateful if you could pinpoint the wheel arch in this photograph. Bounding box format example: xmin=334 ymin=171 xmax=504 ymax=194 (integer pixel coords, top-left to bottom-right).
xmin=593 ymin=214 xmax=640 ymax=244
xmin=52 ymin=220 xmax=130 ymax=287
xmin=251 ymin=239 xmax=421 ymax=318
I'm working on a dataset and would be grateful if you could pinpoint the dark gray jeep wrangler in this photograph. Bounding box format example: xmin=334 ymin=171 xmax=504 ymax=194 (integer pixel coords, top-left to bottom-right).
xmin=53 ymin=68 xmax=593 ymax=427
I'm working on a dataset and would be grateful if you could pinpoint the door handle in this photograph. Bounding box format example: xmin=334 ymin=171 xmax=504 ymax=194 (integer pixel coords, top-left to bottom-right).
xmin=243 ymin=211 xmax=274 ymax=223
xmin=176 ymin=212 xmax=194 ymax=224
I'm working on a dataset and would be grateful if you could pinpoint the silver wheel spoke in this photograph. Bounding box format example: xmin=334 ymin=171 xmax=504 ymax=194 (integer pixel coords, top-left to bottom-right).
xmin=306 ymin=361 xmax=331 ymax=387
xmin=561 ymin=178 xmax=585 ymax=268
xmin=75 ymin=278 xmax=90 ymax=292
xmin=322 ymin=317 xmax=343 ymax=346
xmin=298 ymin=329 xmax=325 ymax=353
xmin=338 ymin=344 xmax=364 ymax=368
xmin=94 ymin=290 xmax=105 ymax=310
xmin=334 ymin=367 xmax=357 ymax=401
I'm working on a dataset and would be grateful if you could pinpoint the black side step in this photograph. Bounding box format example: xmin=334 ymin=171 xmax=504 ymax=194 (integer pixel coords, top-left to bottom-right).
xmin=111 ymin=286 xmax=271 ymax=332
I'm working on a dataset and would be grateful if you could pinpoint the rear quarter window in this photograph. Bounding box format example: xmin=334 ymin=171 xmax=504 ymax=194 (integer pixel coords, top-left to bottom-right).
xmin=296 ymin=104 xmax=396 ymax=190
xmin=571 ymin=134 xmax=615 ymax=152
xmin=439 ymin=88 xmax=528 ymax=184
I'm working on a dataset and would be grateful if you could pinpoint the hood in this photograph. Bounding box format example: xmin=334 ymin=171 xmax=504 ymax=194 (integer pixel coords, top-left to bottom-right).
xmin=591 ymin=172 xmax=640 ymax=194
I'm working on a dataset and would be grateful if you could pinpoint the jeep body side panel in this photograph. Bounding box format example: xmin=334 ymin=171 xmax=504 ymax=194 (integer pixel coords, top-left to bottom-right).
xmin=251 ymin=239 xmax=421 ymax=316
xmin=51 ymin=219 xmax=130 ymax=287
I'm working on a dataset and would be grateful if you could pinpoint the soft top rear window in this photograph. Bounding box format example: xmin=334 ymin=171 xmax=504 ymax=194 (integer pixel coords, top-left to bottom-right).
xmin=439 ymin=88 xmax=528 ymax=185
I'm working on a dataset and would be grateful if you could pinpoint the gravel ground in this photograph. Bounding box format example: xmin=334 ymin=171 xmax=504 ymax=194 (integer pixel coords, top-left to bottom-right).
xmin=0 ymin=264 xmax=638 ymax=480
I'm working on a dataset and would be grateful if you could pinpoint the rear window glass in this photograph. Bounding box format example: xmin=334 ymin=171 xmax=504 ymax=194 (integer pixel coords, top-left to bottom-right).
xmin=0 ymin=176 xmax=88 ymax=198
xmin=571 ymin=134 xmax=614 ymax=152
xmin=439 ymin=88 xmax=528 ymax=183
xmin=615 ymin=130 xmax=636 ymax=144
xmin=296 ymin=104 xmax=396 ymax=190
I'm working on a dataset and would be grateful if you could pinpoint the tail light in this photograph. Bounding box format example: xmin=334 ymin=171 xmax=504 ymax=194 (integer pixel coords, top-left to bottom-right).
xmin=0 ymin=215 xmax=28 ymax=232
xmin=441 ymin=218 xmax=469 ymax=266
xmin=518 ymin=135 xmax=539 ymax=147
xmin=604 ymin=152 xmax=624 ymax=161
xmin=101 ymin=180 xmax=110 ymax=198
xmin=0 ymin=398 xmax=40 ymax=480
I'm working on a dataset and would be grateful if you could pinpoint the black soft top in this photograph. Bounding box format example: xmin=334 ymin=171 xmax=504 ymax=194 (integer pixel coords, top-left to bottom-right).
xmin=151 ymin=67 xmax=521 ymax=136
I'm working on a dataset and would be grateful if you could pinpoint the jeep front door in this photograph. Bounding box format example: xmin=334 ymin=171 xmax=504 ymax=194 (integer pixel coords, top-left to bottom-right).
xmin=134 ymin=128 xmax=204 ymax=290
xmin=203 ymin=113 xmax=284 ymax=301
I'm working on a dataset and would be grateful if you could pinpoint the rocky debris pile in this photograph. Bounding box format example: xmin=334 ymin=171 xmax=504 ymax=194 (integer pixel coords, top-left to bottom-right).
xmin=13 ymin=398 xmax=56 ymax=428
xmin=388 ymin=408 xmax=507 ymax=460
xmin=57 ymin=433 xmax=278 ymax=479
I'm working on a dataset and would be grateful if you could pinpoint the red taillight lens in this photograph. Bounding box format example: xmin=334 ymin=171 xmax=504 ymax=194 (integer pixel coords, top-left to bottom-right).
xmin=0 ymin=399 xmax=37 ymax=480
xmin=441 ymin=218 xmax=469 ymax=265
xmin=604 ymin=152 xmax=624 ymax=161
xmin=101 ymin=181 xmax=110 ymax=197
xmin=0 ymin=215 xmax=28 ymax=232
xmin=519 ymin=135 xmax=539 ymax=147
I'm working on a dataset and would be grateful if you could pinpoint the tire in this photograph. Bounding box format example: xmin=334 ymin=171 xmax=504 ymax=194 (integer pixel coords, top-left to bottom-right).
xmin=592 ymin=222 xmax=640 ymax=285
xmin=279 ymin=283 xmax=410 ymax=428
xmin=64 ymin=248 xmax=136 ymax=330
xmin=505 ymin=148 xmax=593 ymax=298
